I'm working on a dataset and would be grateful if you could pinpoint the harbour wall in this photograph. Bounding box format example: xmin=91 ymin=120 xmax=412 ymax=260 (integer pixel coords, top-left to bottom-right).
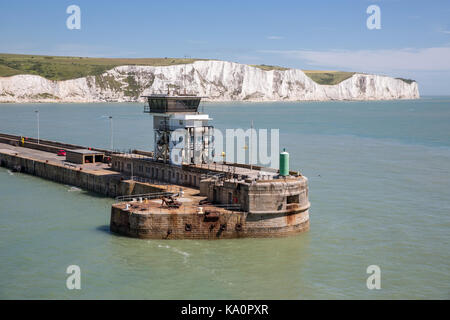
xmin=110 ymin=205 xmax=310 ymax=239
xmin=0 ymin=133 xmax=110 ymax=154
xmin=0 ymin=151 xmax=164 ymax=197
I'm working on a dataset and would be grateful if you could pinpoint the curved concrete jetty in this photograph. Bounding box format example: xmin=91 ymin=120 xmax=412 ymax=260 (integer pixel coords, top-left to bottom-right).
xmin=110 ymin=176 xmax=310 ymax=239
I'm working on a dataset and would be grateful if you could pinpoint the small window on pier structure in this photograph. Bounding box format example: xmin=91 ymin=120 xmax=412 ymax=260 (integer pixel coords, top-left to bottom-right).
xmin=94 ymin=155 xmax=103 ymax=163
xmin=286 ymin=194 xmax=300 ymax=204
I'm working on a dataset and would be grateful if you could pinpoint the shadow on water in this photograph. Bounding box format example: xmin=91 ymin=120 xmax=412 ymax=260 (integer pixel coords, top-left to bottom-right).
xmin=95 ymin=225 xmax=132 ymax=239
xmin=96 ymin=225 xmax=111 ymax=234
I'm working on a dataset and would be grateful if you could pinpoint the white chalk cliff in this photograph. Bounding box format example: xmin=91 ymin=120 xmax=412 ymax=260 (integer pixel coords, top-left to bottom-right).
xmin=0 ymin=60 xmax=419 ymax=103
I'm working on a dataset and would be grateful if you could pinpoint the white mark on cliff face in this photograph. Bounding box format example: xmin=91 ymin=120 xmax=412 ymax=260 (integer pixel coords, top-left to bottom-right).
xmin=367 ymin=5 xmax=381 ymax=30
xmin=66 ymin=5 xmax=81 ymax=30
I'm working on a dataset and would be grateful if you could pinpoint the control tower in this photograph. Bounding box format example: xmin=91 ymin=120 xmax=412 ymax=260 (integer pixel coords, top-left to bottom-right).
xmin=143 ymin=94 xmax=214 ymax=165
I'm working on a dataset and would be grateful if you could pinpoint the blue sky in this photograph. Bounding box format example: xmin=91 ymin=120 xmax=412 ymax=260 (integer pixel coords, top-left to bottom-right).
xmin=1 ymin=0 xmax=449 ymax=94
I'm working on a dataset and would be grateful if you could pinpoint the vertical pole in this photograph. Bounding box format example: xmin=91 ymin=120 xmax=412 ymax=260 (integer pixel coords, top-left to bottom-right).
xmin=109 ymin=116 xmax=113 ymax=151
xmin=184 ymin=61 xmax=186 ymax=95
xmin=193 ymin=127 xmax=196 ymax=164
xmin=35 ymin=110 xmax=40 ymax=144
xmin=250 ymin=120 xmax=253 ymax=171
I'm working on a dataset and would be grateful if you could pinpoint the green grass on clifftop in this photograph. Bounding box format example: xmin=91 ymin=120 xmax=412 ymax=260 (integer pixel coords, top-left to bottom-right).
xmin=396 ymin=77 xmax=416 ymax=84
xmin=0 ymin=53 xmax=413 ymax=86
xmin=0 ymin=53 xmax=206 ymax=81
xmin=302 ymin=70 xmax=356 ymax=85
xmin=251 ymin=64 xmax=290 ymax=71
xmin=252 ymin=65 xmax=357 ymax=85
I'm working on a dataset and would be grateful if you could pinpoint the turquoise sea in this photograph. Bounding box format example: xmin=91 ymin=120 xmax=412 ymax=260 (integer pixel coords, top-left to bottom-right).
xmin=0 ymin=97 xmax=449 ymax=299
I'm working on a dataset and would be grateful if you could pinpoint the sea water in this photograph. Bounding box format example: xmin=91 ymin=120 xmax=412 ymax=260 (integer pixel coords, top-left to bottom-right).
xmin=0 ymin=97 xmax=449 ymax=299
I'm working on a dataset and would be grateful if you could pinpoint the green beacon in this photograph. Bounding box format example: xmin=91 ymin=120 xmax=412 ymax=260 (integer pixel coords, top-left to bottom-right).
xmin=279 ymin=148 xmax=289 ymax=176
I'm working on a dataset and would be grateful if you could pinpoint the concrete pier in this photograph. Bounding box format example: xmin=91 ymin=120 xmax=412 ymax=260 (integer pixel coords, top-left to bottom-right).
xmin=0 ymin=140 xmax=167 ymax=197
xmin=0 ymin=133 xmax=311 ymax=239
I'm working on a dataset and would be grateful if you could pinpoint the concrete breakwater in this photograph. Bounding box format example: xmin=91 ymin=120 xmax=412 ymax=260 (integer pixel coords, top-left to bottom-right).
xmin=110 ymin=153 xmax=310 ymax=239
xmin=0 ymin=139 xmax=165 ymax=198
xmin=110 ymin=202 xmax=310 ymax=239
xmin=0 ymin=150 xmax=164 ymax=197
xmin=0 ymin=133 xmax=311 ymax=239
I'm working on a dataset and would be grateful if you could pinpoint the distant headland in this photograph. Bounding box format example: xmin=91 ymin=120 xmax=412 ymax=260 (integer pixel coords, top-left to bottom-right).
xmin=0 ymin=53 xmax=419 ymax=103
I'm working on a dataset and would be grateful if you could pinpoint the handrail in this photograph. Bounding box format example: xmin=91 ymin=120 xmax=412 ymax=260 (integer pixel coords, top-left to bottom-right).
xmin=121 ymin=175 xmax=170 ymax=186
xmin=200 ymin=172 xmax=227 ymax=180
xmin=115 ymin=191 xmax=175 ymax=202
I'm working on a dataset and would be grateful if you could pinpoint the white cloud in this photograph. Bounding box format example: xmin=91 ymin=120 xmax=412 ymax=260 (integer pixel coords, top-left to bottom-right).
xmin=267 ymin=36 xmax=284 ymax=40
xmin=261 ymin=47 xmax=450 ymax=71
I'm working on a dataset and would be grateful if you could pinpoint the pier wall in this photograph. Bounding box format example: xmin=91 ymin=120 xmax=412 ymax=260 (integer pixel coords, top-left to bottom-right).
xmin=0 ymin=136 xmax=67 ymax=154
xmin=111 ymin=155 xmax=209 ymax=188
xmin=111 ymin=153 xmax=310 ymax=214
xmin=0 ymin=133 xmax=110 ymax=154
xmin=0 ymin=151 xmax=164 ymax=197
xmin=110 ymin=205 xmax=309 ymax=239
xmin=0 ymin=133 xmax=311 ymax=239
xmin=199 ymin=178 xmax=309 ymax=214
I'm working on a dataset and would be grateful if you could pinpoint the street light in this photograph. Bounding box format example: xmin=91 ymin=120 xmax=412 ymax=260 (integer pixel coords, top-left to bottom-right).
xmin=109 ymin=116 xmax=113 ymax=151
xmin=35 ymin=110 xmax=40 ymax=144
xmin=250 ymin=120 xmax=253 ymax=171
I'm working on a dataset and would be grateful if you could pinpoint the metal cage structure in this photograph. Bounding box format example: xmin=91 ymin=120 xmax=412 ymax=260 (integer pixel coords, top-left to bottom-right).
xmin=143 ymin=94 xmax=214 ymax=165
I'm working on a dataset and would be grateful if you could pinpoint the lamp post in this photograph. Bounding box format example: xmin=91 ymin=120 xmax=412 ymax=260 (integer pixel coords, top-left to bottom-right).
xmin=35 ymin=110 xmax=40 ymax=144
xmin=221 ymin=151 xmax=226 ymax=172
xmin=109 ymin=116 xmax=113 ymax=151
xmin=250 ymin=120 xmax=253 ymax=171
xmin=131 ymin=161 xmax=134 ymax=181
